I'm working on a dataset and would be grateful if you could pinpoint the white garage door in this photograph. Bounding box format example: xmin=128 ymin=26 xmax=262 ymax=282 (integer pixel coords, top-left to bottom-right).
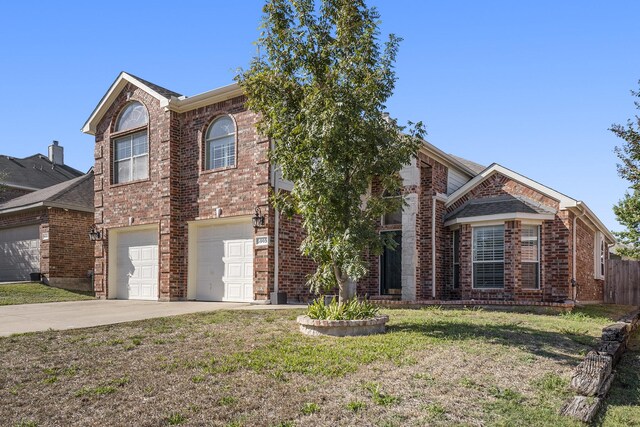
xmin=0 ymin=225 xmax=40 ymax=282
xmin=195 ymin=220 xmax=254 ymax=302
xmin=115 ymin=229 xmax=158 ymax=300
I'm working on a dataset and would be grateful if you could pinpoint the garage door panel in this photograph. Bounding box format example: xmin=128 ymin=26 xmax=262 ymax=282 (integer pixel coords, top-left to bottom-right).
xmin=0 ymin=225 xmax=40 ymax=282
xmin=195 ymin=220 xmax=254 ymax=302
xmin=115 ymin=229 xmax=158 ymax=300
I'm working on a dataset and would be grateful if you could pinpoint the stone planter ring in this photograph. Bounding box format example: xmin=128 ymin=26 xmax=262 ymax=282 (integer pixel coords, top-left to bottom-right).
xmin=297 ymin=315 xmax=389 ymax=337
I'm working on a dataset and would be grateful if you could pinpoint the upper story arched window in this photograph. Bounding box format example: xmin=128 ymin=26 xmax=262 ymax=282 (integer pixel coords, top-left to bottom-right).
xmin=115 ymin=101 xmax=148 ymax=132
xmin=112 ymin=101 xmax=149 ymax=184
xmin=205 ymin=115 xmax=236 ymax=170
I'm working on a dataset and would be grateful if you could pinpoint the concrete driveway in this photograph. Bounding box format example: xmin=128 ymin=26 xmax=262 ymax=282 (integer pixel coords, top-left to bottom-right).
xmin=0 ymin=300 xmax=306 ymax=336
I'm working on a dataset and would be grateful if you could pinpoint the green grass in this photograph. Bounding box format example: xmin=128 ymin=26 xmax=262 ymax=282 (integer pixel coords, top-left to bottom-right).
xmin=0 ymin=282 xmax=94 ymax=305
xmin=0 ymin=305 xmax=634 ymax=427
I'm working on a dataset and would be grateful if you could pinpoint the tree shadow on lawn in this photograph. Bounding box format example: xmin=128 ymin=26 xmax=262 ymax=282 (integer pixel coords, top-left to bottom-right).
xmin=387 ymin=319 xmax=593 ymax=366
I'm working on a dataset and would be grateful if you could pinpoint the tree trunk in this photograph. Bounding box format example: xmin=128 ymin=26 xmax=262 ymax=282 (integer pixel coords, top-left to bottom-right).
xmin=334 ymin=263 xmax=357 ymax=303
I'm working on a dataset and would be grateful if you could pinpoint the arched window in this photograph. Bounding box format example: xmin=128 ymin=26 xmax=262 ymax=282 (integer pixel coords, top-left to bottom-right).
xmin=113 ymin=101 xmax=149 ymax=184
xmin=115 ymin=101 xmax=148 ymax=132
xmin=205 ymin=115 xmax=236 ymax=170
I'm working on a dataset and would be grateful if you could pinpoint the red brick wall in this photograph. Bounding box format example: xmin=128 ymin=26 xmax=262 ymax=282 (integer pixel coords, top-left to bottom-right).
xmin=277 ymin=213 xmax=316 ymax=302
xmin=0 ymin=187 xmax=31 ymax=204
xmin=46 ymin=208 xmax=94 ymax=289
xmin=574 ymin=216 xmax=605 ymax=302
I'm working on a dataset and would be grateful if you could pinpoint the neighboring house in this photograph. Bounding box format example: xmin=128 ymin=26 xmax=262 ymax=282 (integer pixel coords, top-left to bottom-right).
xmin=0 ymin=172 xmax=95 ymax=289
xmin=83 ymin=72 xmax=614 ymax=304
xmin=0 ymin=141 xmax=84 ymax=203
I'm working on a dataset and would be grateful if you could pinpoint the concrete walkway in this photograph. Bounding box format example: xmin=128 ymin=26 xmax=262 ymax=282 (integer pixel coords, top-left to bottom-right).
xmin=0 ymin=300 xmax=306 ymax=336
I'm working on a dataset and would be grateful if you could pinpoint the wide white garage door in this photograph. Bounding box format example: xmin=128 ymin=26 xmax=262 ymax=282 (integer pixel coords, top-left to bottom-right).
xmin=0 ymin=225 xmax=40 ymax=281
xmin=195 ymin=220 xmax=254 ymax=302
xmin=115 ymin=229 xmax=158 ymax=300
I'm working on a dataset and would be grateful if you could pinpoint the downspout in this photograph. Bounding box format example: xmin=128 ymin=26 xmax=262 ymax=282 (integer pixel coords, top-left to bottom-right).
xmin=572 ymin=202 xmax=586 ymax=302
xmin=271 ymin=140 xmax=279 ymax=297
xmin=432 ymin=193 xmax=447 ymax=299
xmin=432 ymin=195 xmax=437 ymax=299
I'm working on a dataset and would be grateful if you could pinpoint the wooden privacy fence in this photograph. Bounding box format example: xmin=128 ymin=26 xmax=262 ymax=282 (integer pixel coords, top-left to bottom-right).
xmin=606 ymin=259 xmax=640 ymax=305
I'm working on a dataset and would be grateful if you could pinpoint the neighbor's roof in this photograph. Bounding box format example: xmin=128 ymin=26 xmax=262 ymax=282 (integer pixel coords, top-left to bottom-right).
xmin=445 ymin=195 xmax=556 ymax=223
xmin=0 ymin=154 xmax=84 ymax=191
xmin=0 ymin=171 xmax=94 ymax=215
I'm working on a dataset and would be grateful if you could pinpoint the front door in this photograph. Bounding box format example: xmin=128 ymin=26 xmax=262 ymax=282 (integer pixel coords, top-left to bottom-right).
xmin=381 ymin=231 xmax=402 ymax=295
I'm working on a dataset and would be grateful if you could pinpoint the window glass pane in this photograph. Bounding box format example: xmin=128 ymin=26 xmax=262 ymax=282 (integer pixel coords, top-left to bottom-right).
xmin=521 ymin=225 xmax=539 ymax=262
xmin=132 ymin=155 xmax=149 ymax=181
xmin=384 ymin=209 xmax=402 ymax=225
xmin=115 ymin=158 xmax=131 ymax=183
xmin=132 ymin=132 xmax=148 ymax=156
xmin=114 ymin=137 xmax=131 ymax=161
xmin=453 ymin=230 xmax=460 ymax=264
xmin=116 ymin=101 xmax=148 ymax=132
xmin=207 ymin=135 xmax=235 ymax=170
xmin=473 ymin=226 xmax=504 ymax=262
xmin=207 ymin=116 xmax=235 ymax=139
xmin=473 ymin=263 xmax=504 ymax=288
xmin=522 ymin=262 xmax=539 ymax=289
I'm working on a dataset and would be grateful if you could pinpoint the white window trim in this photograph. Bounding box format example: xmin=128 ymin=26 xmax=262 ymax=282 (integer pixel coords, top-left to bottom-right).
xmin=594 ymin=231 xmax=606 ymax=280
xmin=204 ymin=115 xmax=236 ymax=171
xmin=521 ymin=224 xmax=541 ymax=290
xmin=472 ymin=224 xmax=505 ymax=290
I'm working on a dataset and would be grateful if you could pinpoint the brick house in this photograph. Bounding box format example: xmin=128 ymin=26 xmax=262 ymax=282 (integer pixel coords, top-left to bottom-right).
xmin=83 ymin=72 xmax=614 ymax=304
xmin=0 ymin=172 xmax=95 ymax=290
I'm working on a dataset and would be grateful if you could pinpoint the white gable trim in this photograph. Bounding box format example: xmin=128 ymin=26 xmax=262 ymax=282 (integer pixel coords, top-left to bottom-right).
xmin=419 ymin=140 xmax=476 ymax=179
xmin=82 ymin=72 xmax=174 ymax=135
xmin=446 ymin=164 xmax=577 ymax=209
xmin=168 ymin=84 xmax=243 ymax=114
xmin=444 ymin=212 xmax=555 ymax=227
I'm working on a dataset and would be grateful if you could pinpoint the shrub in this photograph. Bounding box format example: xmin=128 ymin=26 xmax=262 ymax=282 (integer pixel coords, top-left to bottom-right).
xmin=306 ymin=296 xmax=380 ymax=320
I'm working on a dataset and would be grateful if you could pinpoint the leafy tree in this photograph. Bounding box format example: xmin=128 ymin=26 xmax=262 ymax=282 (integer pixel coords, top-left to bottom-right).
xmin=237 ymin=0 xmax=424 ymax=302
xmin=612 ymin=82 xmax=640 ymax=258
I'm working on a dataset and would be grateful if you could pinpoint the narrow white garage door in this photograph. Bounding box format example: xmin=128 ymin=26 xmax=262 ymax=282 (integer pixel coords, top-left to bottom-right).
xmin=195 ymin=220 xmax=254 ymax=302
xmin=0 ymin=225 xmax=40 ymax=282
xmin=115 ymin=229 xmax=158 ymax=300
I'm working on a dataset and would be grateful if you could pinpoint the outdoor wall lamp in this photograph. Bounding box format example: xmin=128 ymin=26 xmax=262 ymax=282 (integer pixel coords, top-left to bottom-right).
xmin=252 ymin=207 xmax=266 ymax=228
xmin=88 ymin=224 xmax=102 ymax=241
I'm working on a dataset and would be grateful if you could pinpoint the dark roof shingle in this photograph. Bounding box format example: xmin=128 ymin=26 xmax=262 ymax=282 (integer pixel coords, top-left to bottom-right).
xmin=0 ymin=171 xmax=94 ymax=214
xmin=445 ymin=195 xmax=556 ymax=221
xmin=0 ymin=154 xmax=84 ymax=190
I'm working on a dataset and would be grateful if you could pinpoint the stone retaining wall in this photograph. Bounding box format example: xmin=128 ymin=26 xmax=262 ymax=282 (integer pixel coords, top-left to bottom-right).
xmin=560 ymin=308 xmax=640 ymax=422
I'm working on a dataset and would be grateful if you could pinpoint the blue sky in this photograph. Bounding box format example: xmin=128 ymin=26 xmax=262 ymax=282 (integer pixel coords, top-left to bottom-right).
xmin=0 ymin=1 xmax=638 ymax=231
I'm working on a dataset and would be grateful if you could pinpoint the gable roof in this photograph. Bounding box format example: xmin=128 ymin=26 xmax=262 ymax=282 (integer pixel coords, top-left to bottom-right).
xmin=82 ymin=72 xmax=243 ymax=135
xmin=444 ymin=194 xmax=556 ymax=226
xmin=0 ymin=171 xmax=94 ymax=215
xmin=0 ymin=154 xmax=84 ymax=191
xmin=448 ymin=154 xmax=486 ymax=175
xmin=445 ymin=163 xmax=615 ymax=243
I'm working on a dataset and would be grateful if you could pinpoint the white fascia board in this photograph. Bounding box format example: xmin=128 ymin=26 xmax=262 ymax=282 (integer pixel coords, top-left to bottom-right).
xmin=166 ymin=83 xmax=243 ymax=114
xmin=0 ymin=202 xmax=45 ymax=215
xmin=446 ymin=164 xmax=577 ymax=208
xmin=419 ymin=140 xmax=476 ymax=179
xmin=82 ymin=72 xmax=174 ymax=135
xmin=572 ymin=201 xmax=616 ymax=244
xmin=444 ymin=212 xmax=556 ymax=227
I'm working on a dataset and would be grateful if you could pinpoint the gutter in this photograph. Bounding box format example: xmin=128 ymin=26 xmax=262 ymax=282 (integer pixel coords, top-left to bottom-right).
xmin=0 ymin=201 xmax=94 ymax=216
xmin=432 ymin=193 xmax=448 ymax=298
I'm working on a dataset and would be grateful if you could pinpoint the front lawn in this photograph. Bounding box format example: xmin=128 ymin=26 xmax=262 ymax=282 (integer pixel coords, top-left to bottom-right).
xmin=0 ymin=305 xmax=634 ymax=427
xmin=0 ymin=282 xmax=94 ymax=306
